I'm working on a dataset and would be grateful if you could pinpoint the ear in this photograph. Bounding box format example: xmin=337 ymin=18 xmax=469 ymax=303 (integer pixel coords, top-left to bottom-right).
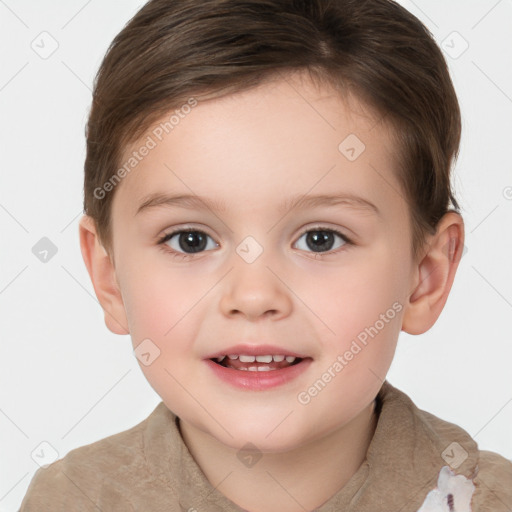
xmin=78 ymin=215 xmax=129 ymax=335
xmin=402 ymin=212 xmax=465 ymax=335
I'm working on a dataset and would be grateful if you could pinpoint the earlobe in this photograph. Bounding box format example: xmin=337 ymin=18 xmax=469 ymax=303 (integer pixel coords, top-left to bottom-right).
xmin=402 ymin=212 xmax=465 ymax=335
xmin=78 ymin=215 xmax=130 ymax=335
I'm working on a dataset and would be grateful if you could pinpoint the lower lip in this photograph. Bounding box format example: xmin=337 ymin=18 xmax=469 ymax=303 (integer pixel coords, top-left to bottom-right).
xmin=205 ymin=358 xmax=312 ymax=391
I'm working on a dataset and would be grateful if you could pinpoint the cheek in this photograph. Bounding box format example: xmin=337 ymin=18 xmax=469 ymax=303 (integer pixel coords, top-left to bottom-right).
xmin=294 ymin=252 xmax=407 ymax=341
xmin=118 ymin=264 xmax=207 ymax=398
xmin=118 ymin=258 xmax=201 ymax=346
xmin=336 ymin=249 xmax=408 ymax=372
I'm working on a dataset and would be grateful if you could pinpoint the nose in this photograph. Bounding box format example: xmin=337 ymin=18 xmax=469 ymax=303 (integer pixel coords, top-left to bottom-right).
xmin=219 ymin=252 xmax=293 ymax=322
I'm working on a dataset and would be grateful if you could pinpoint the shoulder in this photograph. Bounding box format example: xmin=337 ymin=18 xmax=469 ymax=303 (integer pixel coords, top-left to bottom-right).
xmin=19 ymin=403 xmax=171 ymax=511
xmin=472 ymin=450 xmax=512 ymax=511
xmin=414 ymin=408 xmax=512 ymax=507
xmin=412 ymin=399 xmax=512 ymax=508
xmin=377 ymin=382 xmax=512 ymax=510
xmin=19 ymin=456 xmax=128 ymax=512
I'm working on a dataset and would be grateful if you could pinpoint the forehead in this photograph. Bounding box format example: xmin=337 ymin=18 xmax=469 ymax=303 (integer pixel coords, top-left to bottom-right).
xmin=112 ymin=72 xmax=403 ymax=222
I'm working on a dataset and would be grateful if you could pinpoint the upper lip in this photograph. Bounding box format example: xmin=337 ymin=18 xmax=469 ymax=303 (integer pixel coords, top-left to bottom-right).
xmin=206 ymin=344 xmax=309 ymax=360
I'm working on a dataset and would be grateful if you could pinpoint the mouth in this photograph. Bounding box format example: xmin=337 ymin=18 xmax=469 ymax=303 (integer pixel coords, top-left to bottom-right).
xmin=205 ymin=345 xmax=312 ymax=390
xmin=210 ymin=354 xmax=304 ymax=372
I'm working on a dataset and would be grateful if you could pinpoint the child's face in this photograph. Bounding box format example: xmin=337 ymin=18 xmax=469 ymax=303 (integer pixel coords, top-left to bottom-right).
xmin=108 ymin=72 xmax=418 ymax=451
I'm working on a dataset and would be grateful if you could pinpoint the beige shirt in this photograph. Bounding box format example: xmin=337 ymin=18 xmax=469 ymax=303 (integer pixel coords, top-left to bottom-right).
xmin=19 ymin=380 xmax=512 ymax=511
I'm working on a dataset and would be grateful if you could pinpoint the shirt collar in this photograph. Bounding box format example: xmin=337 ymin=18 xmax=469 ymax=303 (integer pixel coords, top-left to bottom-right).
xmin=143 ymin=380 xmax=480 ymax=511
xmin=316 ymin=380 xmax=479 ymax=511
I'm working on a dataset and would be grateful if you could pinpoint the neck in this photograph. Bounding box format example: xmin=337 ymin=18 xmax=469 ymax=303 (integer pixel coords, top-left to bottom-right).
xmin=179 ymin=399 xmax=378 ymax=512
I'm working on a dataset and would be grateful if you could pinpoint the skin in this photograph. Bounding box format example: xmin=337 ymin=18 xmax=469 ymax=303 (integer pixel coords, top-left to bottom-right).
xmin=79 ymin=70 xmax=464 ymax=512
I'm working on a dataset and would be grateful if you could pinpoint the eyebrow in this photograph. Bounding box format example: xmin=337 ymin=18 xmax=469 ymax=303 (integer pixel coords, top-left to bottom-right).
xmin=135 ymin=192 xmax=380 ymax=217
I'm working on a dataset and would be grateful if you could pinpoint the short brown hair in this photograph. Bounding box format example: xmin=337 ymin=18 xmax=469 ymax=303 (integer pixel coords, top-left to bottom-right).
xmin=83 ymin=0 xmax=461 ymax=261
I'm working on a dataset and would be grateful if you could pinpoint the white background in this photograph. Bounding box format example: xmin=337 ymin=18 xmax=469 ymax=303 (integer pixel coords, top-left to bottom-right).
xmin=1 ymin=0 xmax=511 ymax=510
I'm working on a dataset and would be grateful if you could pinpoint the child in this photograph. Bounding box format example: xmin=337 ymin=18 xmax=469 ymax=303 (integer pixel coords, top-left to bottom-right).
xmin=20 ymin=0 xmax=512 ymax=510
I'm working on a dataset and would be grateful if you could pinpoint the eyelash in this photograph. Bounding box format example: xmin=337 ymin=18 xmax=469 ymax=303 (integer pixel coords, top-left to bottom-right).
xmin=157 ymin=226 xmax=353 ymax=260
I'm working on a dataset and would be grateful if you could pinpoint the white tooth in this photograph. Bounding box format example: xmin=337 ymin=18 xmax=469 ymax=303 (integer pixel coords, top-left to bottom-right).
xmin=239 ymin=355 xmax=256 ymax=363
xmin=247 ymin=366 xmax=258 ymax=371
xmin=216 ymin=356 xmax=226 ymax=362
xmin=238 ymin=367 xmax=248 ymax=371
xmin=257 ymin=366 xmax=272 ymax=371
xmin=285 ymin=356 xmax=296 ymax=363
xmin=272 ymin=355 xmax=285 ymax=362
xmin=228 ymin=354 xmax=239 ymax=360
xmin=256 ymin=355 xmax=272 ymax=363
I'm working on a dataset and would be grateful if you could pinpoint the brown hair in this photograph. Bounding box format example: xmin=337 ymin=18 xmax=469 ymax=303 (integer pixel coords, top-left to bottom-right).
xmin=83 ymin=0 xmax=461 ymax=261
